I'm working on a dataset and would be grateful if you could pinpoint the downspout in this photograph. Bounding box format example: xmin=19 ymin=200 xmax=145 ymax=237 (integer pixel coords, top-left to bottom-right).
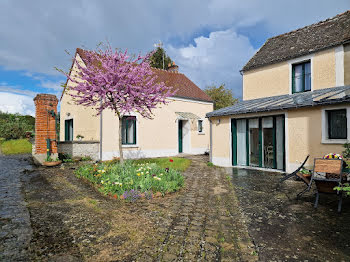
xmin=209 ymin=119 xmax=212 ymax=163
xmin=99 ymin=102 xmax=103 ymax=161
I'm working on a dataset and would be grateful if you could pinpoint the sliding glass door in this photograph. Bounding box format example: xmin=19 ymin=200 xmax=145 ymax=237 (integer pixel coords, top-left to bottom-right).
xmin=232 ymin=115 xmax=285 ymax=170
xmin=249 ymin=119 xmax=259 ymax=167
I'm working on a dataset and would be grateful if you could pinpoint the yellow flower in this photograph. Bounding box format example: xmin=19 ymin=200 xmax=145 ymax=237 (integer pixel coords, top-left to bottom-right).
xmin=137 ymin=173 xmax=141 ymax=176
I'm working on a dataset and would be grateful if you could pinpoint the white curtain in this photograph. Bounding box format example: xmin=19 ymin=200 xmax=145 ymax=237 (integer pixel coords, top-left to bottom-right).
xmin=237 ymin=119 xmax=247 ymax=166
xmin=127 ymin=121 xmax=134 ymax=143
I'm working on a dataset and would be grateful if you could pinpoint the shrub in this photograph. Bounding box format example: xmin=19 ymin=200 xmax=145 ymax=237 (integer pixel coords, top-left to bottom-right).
xmin=75 ymin=161 xmax=185 ymax=197
xmin=0 ymin=111 xmax=34 ymax=140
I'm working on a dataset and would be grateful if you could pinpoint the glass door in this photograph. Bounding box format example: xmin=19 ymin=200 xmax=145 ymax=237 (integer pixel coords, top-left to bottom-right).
xmin=262 ymin=117 xmax=274 ymax=168
xmin=276 ymin=116 xmax=285 ymax=170
xmin=249 ymin=118 xmax=259 ymax=166
xmin=236 ymin=119 xmax=247 ymax=166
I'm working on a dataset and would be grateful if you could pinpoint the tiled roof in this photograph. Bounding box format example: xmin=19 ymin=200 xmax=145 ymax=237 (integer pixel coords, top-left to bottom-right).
xmin=72 ymin=48 xmax=213 ymax=103
xmin=206 ymin=86 xmax=350 ymax=118
xmin=242 ymin=11 xmax=350 ymax=72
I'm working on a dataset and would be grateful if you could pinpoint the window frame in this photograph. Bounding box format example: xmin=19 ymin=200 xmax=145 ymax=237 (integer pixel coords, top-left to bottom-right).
xmin=322 ymin=107 xmax=350 ymax=144
xmin=197 ymin=119 xmax=204 ymax=134
xmin=121 ymin=116 xmax=137 ymax=146
xmin=327 ymin=109 xmax=347 ymax=139
xmin=292 ymin=60 xmax=311 ymax=94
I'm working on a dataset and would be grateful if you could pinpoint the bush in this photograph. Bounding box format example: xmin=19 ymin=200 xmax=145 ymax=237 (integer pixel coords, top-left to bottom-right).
xmin=75 ymin=161 xmax=185 ymax=197
xmin=0 ymin=111 xmax=34 ymax=140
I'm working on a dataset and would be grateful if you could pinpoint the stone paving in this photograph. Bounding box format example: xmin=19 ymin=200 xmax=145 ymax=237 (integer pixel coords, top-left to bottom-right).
xmin=0 ymin=154 xmax=33 ymax=262
xmin=225 ymin=167 xmax=350 ymax=261
xmin=2 ymin=154 xmax=350 ymax=261
xmin=22 ymin=155 xmax=257 ymax=261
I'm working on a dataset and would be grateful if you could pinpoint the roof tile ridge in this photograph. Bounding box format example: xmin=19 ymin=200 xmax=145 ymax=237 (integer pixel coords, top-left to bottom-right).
xmin=267 ymin=10 xmax=350 ymax=41
xmin=152 ymin=67 xmax=183 ymax=74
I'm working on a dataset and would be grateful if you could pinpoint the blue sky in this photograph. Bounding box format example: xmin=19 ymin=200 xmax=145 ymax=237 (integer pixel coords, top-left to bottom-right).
xmin=0 ymin=0 xmax=349 ymax=116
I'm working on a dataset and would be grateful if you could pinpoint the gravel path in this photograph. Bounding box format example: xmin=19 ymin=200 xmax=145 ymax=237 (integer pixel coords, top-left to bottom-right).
xmin=0 ymin=154 xmax=33 ymax=262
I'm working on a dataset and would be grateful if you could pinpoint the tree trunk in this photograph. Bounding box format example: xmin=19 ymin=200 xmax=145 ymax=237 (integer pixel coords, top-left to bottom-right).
xmin=118 ymin=115 xmax=124 ymax=164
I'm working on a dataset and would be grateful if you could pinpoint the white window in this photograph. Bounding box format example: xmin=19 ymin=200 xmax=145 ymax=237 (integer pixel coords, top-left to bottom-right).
xmin=198 ymin=119 xmax=204 ymax=133
xmin=322 ymin=107 xmax=350 ymax=144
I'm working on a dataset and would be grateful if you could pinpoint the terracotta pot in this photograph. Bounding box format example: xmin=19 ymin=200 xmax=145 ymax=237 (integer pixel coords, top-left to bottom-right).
xmin=43 ymin=160 xmax=62 ymax=167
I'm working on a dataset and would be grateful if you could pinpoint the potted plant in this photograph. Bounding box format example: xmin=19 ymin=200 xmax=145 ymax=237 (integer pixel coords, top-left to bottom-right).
xmin=43 ymin=155 xmax=62 ymax=167
xmin=76 ymin=134 xmax=84 ymax=141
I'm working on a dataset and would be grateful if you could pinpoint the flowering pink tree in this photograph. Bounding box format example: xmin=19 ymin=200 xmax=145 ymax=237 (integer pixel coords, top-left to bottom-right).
xmin=60 ymin=45 xmax=175 ymax=163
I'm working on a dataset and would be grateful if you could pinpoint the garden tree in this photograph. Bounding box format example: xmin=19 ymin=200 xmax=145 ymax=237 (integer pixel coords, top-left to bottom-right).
xmin=59 ymin=44 xmax=175 ymax=163
xmin=149 ymin=47 xmax=173 ymax=70
xmin=204 ymin=84 xmax=238 ymax=110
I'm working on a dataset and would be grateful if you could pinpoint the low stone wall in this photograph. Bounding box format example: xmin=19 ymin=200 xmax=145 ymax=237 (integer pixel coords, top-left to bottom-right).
xmin=58 ymin=141 xmax=100 ymax=161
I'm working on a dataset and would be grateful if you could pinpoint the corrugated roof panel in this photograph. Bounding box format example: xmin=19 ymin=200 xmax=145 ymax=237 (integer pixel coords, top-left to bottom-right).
xmin=206 ymin=86 xmax=350 ymax=118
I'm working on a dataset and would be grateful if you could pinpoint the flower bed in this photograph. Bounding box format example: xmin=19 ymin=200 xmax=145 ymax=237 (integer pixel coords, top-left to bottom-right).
xmin=75 ymin=159 xmax=185 ymax=200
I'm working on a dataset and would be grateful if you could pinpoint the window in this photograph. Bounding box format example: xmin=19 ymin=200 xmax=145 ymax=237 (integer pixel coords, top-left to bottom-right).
xmin=122 ymin=116 xmax=136 ymax=145
xmin=198 ymin=120 xmax=203 ymax=133
xmin=327 ymin=109 xmax=347 ymax=139
xmin=292 ymin=61 xmax=311 ymax=93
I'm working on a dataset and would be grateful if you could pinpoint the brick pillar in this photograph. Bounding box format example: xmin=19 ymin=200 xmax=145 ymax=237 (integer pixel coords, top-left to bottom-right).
xmin=33 ymin=94 xmax=58 ymax=164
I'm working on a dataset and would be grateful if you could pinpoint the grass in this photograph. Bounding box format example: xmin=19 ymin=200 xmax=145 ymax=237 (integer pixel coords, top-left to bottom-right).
xmin=132 ymin=157 xmax=191 ymax=172
xmin=0 ymin=138 xmax=32 ymax=155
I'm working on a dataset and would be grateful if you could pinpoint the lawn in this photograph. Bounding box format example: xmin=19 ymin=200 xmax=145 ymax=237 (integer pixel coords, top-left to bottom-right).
xmin=132 ymin=157 xmax=191 ymax=172
xmin=76 ymin=157 xmax=191 ymax=199
xmin=0 ymin=139 xmax=32 ymax=155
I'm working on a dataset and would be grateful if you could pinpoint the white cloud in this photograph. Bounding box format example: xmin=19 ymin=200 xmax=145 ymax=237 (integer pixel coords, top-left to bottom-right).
xmin=168 ymin=29 xmax=256 ymax=98
xmin=0 ymin=0 xmax=348 ymax=76
xmin=41 ymin=80 xmax=63 ymax=92
xmin=0 ymin=92 xmax=35 ymax=116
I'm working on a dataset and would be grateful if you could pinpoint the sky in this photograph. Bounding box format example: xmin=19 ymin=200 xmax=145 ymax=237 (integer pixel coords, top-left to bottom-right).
xmin=0 ymin=0 xmax=349 ymax=116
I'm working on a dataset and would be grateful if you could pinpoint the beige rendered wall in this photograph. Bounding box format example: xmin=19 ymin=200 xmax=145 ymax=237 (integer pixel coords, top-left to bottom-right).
xmin=59 ymin=54 xmax=100 ymax=142
xmin=344 ymin=43 xmax=350 ymax=86
xmin=312 ymin=48 xmax=336 ymax=90
xmin=100 ymin=98 xmax=213 ymax=159
xmin=243 ymin=47 xmax=337 ymax=100
xmin=287 ymin=106 xmax=346 ymax=171
xmin=243 ymin=61 xmax=289 ymax=100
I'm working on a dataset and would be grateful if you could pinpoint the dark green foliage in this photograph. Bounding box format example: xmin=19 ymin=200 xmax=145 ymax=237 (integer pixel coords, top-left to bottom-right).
xmin=149 ymin=47 xmax=173 ymax=70
xmin=342 ymin=143 xmax=350 ymax=159
xmin=0 ymin=111 xmax=35 ymax=140
xmin=204 ymin=84 xmax=238 ymax=110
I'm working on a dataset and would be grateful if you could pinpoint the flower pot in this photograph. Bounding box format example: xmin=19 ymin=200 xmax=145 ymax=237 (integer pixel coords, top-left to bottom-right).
xmin=43 ymin=160 xmax=62 ymax=167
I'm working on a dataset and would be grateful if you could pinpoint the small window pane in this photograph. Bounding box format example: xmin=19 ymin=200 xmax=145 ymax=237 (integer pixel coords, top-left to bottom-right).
xmin=198 ymin=120 xmax=203 ymax=133
xmin=328 ymin=109 xmax=347 ymax=139
xmin=294 ymin=64 xmax=303 ymax=92
xmin=304 ymin=62 xmax=311 ymax=91
xmin=122 ymin=116 xmax=136 ymax=144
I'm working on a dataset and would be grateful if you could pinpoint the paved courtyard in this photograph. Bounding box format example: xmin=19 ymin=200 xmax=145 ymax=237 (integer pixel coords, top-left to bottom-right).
xmin=0 ymin=154 xmax=350 ymax=261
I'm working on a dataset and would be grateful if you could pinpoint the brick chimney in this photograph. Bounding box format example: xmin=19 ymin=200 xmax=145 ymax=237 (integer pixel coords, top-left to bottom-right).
xmin=168 ymin=61 xmax=179 ymax=72
xmin=33 ymin=94 xmax=58 ymax=164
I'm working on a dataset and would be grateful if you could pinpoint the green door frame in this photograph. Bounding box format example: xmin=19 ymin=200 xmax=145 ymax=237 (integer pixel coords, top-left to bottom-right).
xmin=231 ymin=115 xmax=285 ymax=170
xmin=178 ymin=120 xmax=183 ymax=153
xmin=231 ymin=119 xmax=237 ymax=165
xmin=65 ymin=119 xmax=73 ymax=141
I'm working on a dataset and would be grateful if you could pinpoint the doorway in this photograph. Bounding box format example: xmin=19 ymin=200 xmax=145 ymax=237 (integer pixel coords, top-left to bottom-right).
xmin=231 ymin=115 xmax=285 ymax=170
xmin=178 ymin=120 xmax=183 ymax=153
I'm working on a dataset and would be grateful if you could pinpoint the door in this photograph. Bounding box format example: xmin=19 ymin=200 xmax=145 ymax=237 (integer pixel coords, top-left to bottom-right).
xmin=65 ymin=119 xmax=73 ymax=141
xmin=262 ymin=117 xmax=274 ymax=168
xmin=249 ymin=118 xmax=259 ymax=166
xmin=178 ymin=120 xmax=183 ymax=153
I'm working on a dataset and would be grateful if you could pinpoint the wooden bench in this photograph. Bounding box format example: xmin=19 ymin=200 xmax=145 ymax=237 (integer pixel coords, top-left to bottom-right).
xmin=308 ymin=158 xmax=344 ymax=212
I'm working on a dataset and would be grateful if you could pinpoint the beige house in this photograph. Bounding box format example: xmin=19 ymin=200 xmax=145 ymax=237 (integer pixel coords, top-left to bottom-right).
xmin=207 ymin=11 xmax=350 ymax=172
xmin=60 ymin=48 xmax=213 ymax=160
